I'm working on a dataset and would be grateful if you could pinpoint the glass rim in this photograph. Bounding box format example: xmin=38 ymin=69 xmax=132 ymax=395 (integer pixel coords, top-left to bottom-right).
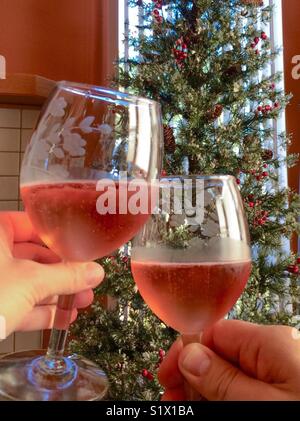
xmin=57 ymin=81 xmax=161 ymax=108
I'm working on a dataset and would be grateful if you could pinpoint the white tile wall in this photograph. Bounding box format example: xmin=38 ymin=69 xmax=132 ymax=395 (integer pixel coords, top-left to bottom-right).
xmin=0 ymin=106 xmax=42 ymax=355
xmin=15 ymin=332 xmax=42 ymax=351
xmin=0 ymin=201 xmax=18 ymax=211
xmin=0 ymin=153 xmax=20 ymax=176
xmin=21 ymin=129 xmax=33 ymax=152
xmin=0 ymin=108 xmax=21 ymax=128
xmin=0 ymin=129 xmax=20 ymax=151
xmin=22 ymin=109 xmax=40 ymax=129
xmin=0 ymin=177 xmax=19 ymax=200
xmin=0 ymin=335 xmax=14 ymax=354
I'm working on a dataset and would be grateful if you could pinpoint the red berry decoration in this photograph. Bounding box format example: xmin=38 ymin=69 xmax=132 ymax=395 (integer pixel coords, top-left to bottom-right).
xmin=142 ymin=369 xmax=149 ymax=378
xmin=236 ymin=178 xmax=241 ymax=185
xmin=159 ymin=349 xmax=165 ymax=359
xmin=261 ymin=32 xmax=268 ymax=40
xmin=161 ymin=170 xmax=167 ymax=177
xmin=288 ymin=265 xmax=299 ymax=275
xmin=274 ymin=101 xmax=280 ymax=108
xmin=249 ymin=202 xmax=255 ymax=208
xmin=262 ymin=171 xmax=269 ymax=177
xmin=254 ymin=36 xmax=260 ymax=45
xmin=206 ymin=104 xmax=223 ymax=121
xmin=147 ymin=372 xmax=154 ymax=381
xmin=173 ymin=38 xmax=188 ymax=67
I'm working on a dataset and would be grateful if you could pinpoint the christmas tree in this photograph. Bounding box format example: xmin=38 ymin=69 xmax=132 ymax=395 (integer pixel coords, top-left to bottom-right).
xmin=69 ymin=0 xmax=300 ymax=400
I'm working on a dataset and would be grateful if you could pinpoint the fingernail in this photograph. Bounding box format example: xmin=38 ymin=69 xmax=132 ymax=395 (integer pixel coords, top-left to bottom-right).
xmin=85 ymin=263 xmax=103 ymax=286
xmin=181 ymin=344 xmax=211 ymax=377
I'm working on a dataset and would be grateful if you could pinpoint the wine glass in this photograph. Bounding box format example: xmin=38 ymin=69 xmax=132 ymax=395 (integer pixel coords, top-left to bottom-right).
xmin=131 ymin=176 xmax=251 ymax=400
xmin=0 ymin=82 xmax=162 ymax=401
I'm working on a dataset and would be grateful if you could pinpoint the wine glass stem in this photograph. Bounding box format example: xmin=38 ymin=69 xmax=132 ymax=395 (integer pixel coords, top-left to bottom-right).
xmin=45 ymin=294 xmax=75 ymax=364
xmin=181 ymin=333 xmax=205 ymax=401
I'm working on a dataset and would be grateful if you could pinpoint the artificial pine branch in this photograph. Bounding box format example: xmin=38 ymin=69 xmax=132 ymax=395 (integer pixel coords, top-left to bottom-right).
xmin=70 ymin=0 xmax=300 ymax=401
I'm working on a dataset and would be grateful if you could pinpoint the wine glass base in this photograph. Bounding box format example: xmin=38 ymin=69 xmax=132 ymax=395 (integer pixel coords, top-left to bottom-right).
xmin=0 ymin=350 xmax=109 ymax=401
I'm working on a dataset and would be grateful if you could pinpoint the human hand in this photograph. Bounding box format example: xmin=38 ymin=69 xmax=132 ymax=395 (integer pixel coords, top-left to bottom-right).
xmin=158 ymin=319 xmax=300 ymax=401
xmin=0 ymin=212 xmax=104 ymax=338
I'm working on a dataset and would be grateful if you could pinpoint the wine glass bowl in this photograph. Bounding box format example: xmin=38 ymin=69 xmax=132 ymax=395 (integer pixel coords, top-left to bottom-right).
xmin=0 ymin=82 xmax=162 ymax=401
xmin=131 ymin=176 xmax=252 ymax=335
xmin=21 ymin=82 xmax=162 ymax=262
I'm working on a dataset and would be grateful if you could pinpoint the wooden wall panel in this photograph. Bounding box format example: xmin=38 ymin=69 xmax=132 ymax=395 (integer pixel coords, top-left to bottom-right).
xmin=282 ymin=0 xmax=300 ymax=251
xmin=0 ymin=0 xmax=118 ymax=86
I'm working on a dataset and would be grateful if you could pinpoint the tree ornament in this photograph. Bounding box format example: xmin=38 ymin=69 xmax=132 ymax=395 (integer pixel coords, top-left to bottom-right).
xmin=261 ymin=32 xmax=268 ymax=40
xmin=152 ymin=1 xmax=163 ymax=24
xmin=173 ymin=38 xmax=188 ymax=67
xmin=262 ymin=149 xmax=273 ymax=161
xmin=206 ymin=104 xmax=223 ymax=121
xmin=287 ymin=265 xmax=299 ymax=275
xmin=142 ymin=369 xmax=149 ymax=378
xmin=223 ymin=63 xmax=242 ymax=79
xmin=146 ymin=372 xmax=154 ymax=381
xmin=159 ymin=348 xmax=165 ymax=357
xmin=164 ymin=125 xmax=176 ymax=153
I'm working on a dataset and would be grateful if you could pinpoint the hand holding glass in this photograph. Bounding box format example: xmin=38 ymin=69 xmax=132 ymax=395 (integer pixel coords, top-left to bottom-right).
xmin=131 ymin=176 xmax=251 ymax=399
xmin=0 ymin=82 xmax=162 ymax=401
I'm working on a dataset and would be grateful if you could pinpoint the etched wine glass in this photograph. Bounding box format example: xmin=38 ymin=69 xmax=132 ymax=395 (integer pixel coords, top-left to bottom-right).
xmin=131 ymin=176 xmax=252 ymax=400
xmin=0 ymin=82 xmax=162 ymax=401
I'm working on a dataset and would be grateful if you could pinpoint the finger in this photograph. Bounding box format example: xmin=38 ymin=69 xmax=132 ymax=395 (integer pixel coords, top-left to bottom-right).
xmin=14 ymin=260 xmax=104 ymax=304
xmin=178 ymin=343 xmax=286 ymax=401
xmin=0 ymin=211 xmax=43 ymax=245
xmin=158 ymin=337 xmax=183 ymax=389
xmin=13 ymin=243 xmax=61 ymax=263
xmin=202 ymin=320 xmax=299 ymax=381
xmin=38 ymin=290 xmax=94 ymax=308
xmin=16 ymin=305 xmax=78 ymax=331
xmin=74 ymin=289 xmax=94 ymax=309
xmin=161 ymin=388 xmax=186 ymax=401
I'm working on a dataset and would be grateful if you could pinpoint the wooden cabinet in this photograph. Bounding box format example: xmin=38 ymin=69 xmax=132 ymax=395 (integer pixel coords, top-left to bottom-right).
xmin=0 ymin=0 xmax=118 ymax=86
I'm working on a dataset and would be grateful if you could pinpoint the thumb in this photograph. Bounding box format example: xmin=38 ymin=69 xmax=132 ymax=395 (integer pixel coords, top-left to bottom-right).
xmin=178 ymin=343 xmax=280 ymax=401
xmin=17 ymin=259 xmax=104 ymax=303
